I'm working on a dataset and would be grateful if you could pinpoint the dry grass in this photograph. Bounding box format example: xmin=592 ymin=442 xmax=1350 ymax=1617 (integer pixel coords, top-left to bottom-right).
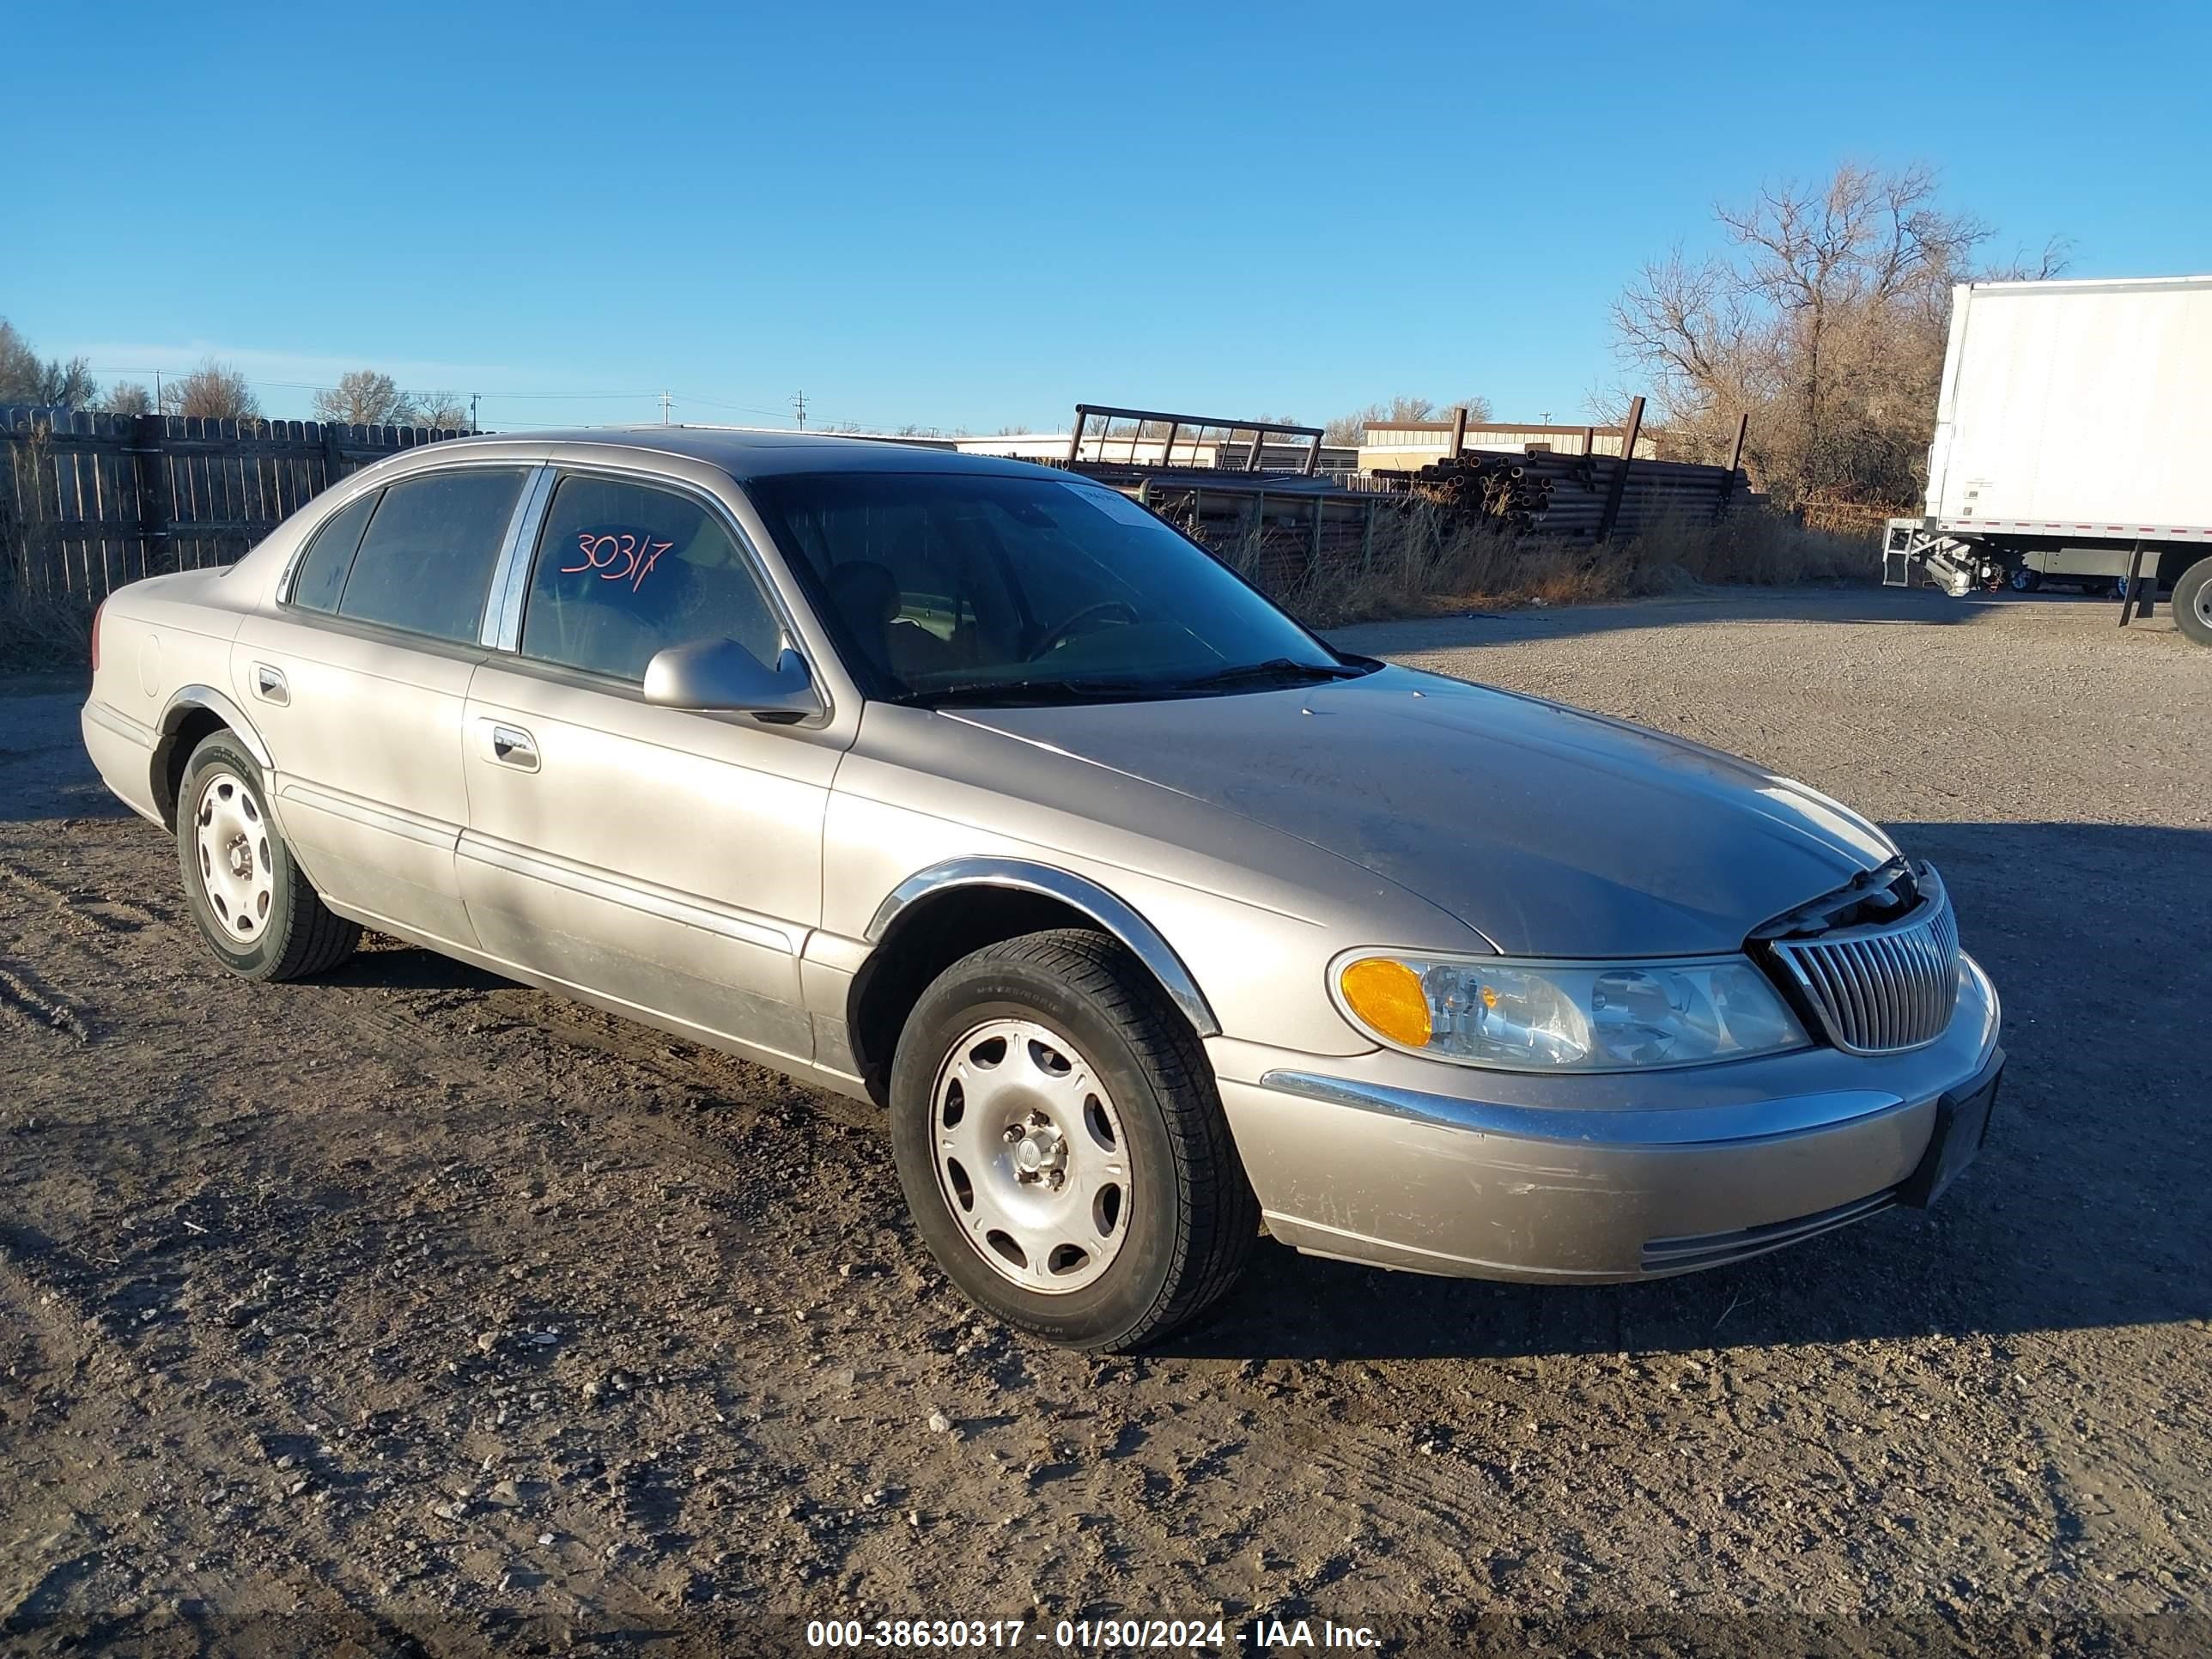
xmin=1237 ymin=501 xmax=1874 ymax=629
xmin=0 ymin=588 xmax=96 ymax=673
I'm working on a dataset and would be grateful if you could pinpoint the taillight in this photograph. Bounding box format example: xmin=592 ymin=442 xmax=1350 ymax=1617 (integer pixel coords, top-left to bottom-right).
xmin=91 ymin=600 xmax=105 ymax=673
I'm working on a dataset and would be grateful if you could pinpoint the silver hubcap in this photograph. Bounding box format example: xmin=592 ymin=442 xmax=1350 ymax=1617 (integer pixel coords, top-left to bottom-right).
xmin=193 ymin=770 xmax=274 ymax=943
xmin=931 ymin=1018 xmax=1130 ymax=1294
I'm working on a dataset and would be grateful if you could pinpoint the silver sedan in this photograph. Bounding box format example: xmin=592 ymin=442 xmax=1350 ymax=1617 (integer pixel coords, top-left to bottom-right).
xmin=80 ymin=430 xmax=2003 ymax=1350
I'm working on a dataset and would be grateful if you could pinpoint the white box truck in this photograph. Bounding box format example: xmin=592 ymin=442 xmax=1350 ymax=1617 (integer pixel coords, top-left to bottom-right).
xmin=1881 ymin=274 xmax=2212 ymax=646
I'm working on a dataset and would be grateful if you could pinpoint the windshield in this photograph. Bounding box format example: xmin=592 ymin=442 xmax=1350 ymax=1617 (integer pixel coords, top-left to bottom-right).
xmin=745 ymin=471 xmax=1369 ymax=705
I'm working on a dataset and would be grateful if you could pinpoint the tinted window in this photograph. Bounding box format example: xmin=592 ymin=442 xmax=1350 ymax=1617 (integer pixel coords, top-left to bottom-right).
xmin=520 ymin=474 xmax=781 ymax=682
xmin=747 ymin=471 xmax=1343 ymax=702
xmin=290 ymin=488 xmax=380 ymax=613
xmin=336 ymin=469 xmax=526 ymax=643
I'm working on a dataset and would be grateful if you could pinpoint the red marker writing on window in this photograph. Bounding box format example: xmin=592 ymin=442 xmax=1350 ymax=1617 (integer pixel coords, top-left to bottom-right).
xmin=562 ymin=531 xmax=672 ymax=592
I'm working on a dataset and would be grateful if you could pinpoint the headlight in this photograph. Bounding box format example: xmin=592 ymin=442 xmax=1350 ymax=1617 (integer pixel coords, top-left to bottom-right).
xmin=1333 ymin=951 xmax=1810 ymax=1072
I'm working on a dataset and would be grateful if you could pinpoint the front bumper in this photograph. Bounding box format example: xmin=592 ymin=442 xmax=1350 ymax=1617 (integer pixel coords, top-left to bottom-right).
xmin=1210 ymin=952 xmax=2002 ymax=1282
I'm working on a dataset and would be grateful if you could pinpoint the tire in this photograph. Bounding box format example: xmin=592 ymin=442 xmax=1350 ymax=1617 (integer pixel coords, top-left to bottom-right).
xmin=176 ymin=731 xmax=360 ymax=981
xmin=2008 ymin=566 xmax=2041 ymax=593
xmin=2174 ymin=558 xmax=2212 ymax=648
xmin=888 ymin=928 xmax=1258 ymax=1352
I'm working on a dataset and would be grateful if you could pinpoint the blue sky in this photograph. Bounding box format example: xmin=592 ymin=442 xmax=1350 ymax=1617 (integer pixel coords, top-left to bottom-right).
xmin=9 ymin=1 xmax=2208 ymax=434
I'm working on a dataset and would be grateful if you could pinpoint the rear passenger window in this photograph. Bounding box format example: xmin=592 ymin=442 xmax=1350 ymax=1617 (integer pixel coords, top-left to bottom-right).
xmin=519 ymin=475 xmax=781 ymax=683
xmin=336 ymin=469 xmax=526 ymax=643
xmin=290 ymin=488 xmax=380 ymax=613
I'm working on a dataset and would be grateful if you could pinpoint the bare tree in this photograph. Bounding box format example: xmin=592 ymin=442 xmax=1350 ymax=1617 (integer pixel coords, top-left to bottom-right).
xmin=0 ymin=319 xmax=100 ymax=407
xmin=1324 ymin=393 xmax=1492 ymax=447
xmin=405 ymin=391 xmax=469 ymax=430
xmin=101 ymin=381 xmax=154 ymax=416
xmin=0 ymin=319 xmax=38 ymax=402
xmin=1611 ymin=161 xmax=2064 ymax=507
xmin=313 ymin=369 xmax=407 ymax=425
xmin=161 ymin=359 xmax=261 ymax=421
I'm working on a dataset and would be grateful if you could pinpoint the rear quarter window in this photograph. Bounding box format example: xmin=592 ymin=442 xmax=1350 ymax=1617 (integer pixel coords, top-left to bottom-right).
xmin=336 ymin=469 xmax=527 ymax=643
xmin=289 ymin=488 xmax=381 ymax=614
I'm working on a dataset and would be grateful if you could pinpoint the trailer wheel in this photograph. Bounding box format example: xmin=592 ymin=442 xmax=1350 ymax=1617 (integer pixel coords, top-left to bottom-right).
xmin=2174 ymin=558 xmax=2212 ymax=648
xmin=2008 ymin=566 xmax=2041 ymax=593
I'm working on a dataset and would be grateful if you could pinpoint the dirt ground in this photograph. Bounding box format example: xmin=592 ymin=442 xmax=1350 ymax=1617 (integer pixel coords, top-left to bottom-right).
xmin=3 ymin=584 xmax=2207 ymax=1657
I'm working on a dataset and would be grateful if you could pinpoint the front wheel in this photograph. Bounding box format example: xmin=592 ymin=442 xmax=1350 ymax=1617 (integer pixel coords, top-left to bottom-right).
xmin=2008 ymin=565 xmax=2041 ymax=593
xmin=889 ymin=929 xmax=1257 ymax=1351
xmin=176 ymin=732 xmax=360 ymax=981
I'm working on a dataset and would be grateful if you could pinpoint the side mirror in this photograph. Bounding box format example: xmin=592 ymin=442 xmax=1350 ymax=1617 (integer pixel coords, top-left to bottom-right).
xmin=643 ymin=638 xmax=822 ymax=721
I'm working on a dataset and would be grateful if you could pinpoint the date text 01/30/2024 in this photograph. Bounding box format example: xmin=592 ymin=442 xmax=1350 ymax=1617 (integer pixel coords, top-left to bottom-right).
xmin=804 ymin=1618 xmax=1382 ymax=1650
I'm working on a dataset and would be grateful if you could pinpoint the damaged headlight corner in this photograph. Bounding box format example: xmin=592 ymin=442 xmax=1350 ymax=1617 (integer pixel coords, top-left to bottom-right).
xmin=1333 ymin=950 xmax=1810 ymax=1073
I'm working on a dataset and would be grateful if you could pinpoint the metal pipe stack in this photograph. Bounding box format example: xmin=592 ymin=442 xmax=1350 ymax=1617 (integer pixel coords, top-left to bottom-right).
xmin=1406 ymin=450 xmax=1753 ymax=541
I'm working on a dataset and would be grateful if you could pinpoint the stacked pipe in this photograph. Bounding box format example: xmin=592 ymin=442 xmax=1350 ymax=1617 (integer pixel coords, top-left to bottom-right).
xmin=1407 ymin=452 xmax=1755 ymax=541
xmin=1402 ymin=452 xmax=1573 ymax=533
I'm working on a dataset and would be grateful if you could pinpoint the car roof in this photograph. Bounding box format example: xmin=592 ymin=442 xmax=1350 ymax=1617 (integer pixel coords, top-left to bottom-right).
xmin=422 ymin=426 xmax=1066 ymax=482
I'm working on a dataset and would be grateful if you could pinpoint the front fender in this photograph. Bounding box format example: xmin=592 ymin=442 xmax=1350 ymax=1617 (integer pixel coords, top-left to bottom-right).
xmin=866 ymin=856 xmax=1220 ymax=1037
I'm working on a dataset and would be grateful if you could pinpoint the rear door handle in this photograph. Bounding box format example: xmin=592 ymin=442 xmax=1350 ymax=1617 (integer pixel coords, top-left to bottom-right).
xmin=252 ymin=664 xmax=289 ymax=706
xmin=487 ymin=722 xmax=539 ymax=771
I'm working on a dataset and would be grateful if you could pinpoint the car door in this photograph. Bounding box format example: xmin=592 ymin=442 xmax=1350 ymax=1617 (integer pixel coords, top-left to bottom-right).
xmin=231 ymin=463 xmax=536 ymax=948
xmin=457 ymin=465 xmax=840 ymax=1066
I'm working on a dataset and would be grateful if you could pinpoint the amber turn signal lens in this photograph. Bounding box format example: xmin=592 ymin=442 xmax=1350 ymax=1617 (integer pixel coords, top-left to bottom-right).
xmin=1339 ymin=957 xmax=1433 ymax=1048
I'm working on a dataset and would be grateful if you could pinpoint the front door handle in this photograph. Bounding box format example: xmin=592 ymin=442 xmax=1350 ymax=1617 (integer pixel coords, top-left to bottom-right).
xmin=487 ymin=722 xmax=539 ymax=771
xmin=252 ymin=664 xmax=289 ymax=706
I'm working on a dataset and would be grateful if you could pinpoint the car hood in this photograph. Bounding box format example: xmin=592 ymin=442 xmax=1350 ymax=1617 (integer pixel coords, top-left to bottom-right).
xmin=947 ymin=665 xmax=1896 ymax=957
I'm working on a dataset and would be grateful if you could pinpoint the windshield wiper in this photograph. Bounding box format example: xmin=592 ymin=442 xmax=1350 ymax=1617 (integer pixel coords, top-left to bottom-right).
xmin=1170 ymin=657 xmax=1370 ymax=692
xmin=894 ymin=677 xmax=1164 ymax=709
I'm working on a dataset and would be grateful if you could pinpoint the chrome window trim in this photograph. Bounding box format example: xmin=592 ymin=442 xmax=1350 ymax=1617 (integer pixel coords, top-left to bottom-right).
xmin=488 ymin=459 xmax=834 ymax=730
xmin=865 ymin=856 xmax=1219 ymax=1036
xmin=481 ymin=465 xmax=556 ymax=648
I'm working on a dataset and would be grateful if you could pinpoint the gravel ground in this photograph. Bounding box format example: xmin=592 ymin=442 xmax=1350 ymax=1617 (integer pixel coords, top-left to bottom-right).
xmin=1 ymin=584 xmax=2206 ymax=1657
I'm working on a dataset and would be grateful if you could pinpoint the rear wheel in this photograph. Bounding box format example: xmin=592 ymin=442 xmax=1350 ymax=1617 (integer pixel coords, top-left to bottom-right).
xmin=2008 ymin=565 xmax=2041 ymax=593
xmin=889 ymin=929 xmax=1257 ymax=1351
xmin=176 ymin=732 xmax=360 ymax=981
xmin=2176 ymin=558 xmax=2212 ymax=647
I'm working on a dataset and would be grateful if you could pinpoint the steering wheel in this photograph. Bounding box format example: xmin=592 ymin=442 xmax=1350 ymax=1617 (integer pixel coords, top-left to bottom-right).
xmin=1028 ymin=599 xmax=1138 ymax=660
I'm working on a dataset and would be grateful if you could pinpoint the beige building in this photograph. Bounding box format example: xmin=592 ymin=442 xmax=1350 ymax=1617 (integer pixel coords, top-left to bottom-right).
xmin=1358 ymin=420 xmax=1659 ymax=474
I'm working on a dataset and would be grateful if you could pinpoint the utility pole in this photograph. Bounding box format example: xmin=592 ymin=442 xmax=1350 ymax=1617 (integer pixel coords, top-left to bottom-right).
xmin=659 ymin=390 xmax=673 ymax=425
xmin=469 ymin=392 xmax=479 ymax=434
xmin=792 ymin=391 xmax=807 ymax=430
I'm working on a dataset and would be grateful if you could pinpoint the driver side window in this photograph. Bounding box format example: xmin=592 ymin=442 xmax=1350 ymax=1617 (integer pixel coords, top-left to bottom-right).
xmin=519 ymin=474 xmax=781 ymax=683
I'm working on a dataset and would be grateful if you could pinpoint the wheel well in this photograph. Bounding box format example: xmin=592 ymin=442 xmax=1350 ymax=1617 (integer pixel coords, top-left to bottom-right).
xmin=848 ymin=887 xmax=1140 ymax=1103
xmin=153 ymin=708 xmax=229 ymax=830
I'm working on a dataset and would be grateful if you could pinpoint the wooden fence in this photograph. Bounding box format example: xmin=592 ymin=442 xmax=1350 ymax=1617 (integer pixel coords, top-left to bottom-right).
xmin=0 ymin=404 xmax=471 ymax=602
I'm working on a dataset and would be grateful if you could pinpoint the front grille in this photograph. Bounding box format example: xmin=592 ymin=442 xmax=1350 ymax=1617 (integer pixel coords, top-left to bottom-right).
xmin=1765 ymin=865 xmax=1960 ymax=1054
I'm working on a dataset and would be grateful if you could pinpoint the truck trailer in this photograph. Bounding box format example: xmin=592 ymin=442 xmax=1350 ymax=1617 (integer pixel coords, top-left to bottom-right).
xmin=1881 ymin=273 xmax=2212 ymax=646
